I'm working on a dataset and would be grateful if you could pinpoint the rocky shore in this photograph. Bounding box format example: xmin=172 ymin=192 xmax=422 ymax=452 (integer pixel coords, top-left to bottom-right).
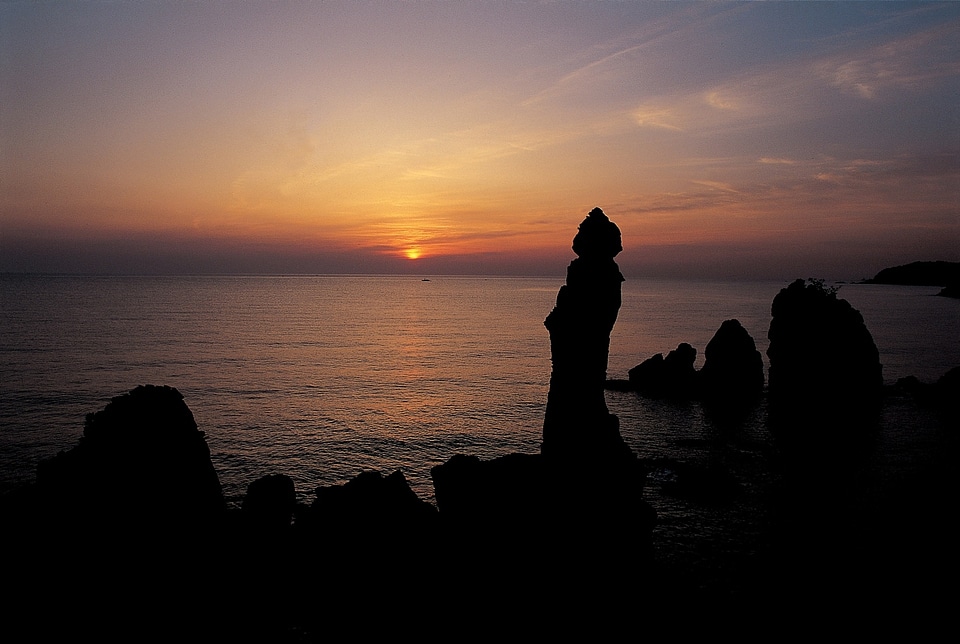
xmin=3 ymin=212 xmax=957 ymax=639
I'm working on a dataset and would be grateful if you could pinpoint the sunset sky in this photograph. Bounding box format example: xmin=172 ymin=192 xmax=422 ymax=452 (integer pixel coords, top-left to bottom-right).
xmin=2 ymin=1 xmax=958 ymax=279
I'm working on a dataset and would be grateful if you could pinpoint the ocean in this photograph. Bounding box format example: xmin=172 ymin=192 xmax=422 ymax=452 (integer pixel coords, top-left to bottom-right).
xmin=1 ymin=274 xmax=957 ymax=522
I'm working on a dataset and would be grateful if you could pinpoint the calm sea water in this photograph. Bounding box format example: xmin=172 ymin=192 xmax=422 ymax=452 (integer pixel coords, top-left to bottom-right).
xmin=1 ymin=274 xmax=957 ymax=520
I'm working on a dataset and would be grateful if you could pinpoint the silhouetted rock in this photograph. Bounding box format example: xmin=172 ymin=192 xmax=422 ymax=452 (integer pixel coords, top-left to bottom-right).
xmin=767 ymin=279 xmax=882 ymax=426
xmin=894 ymin=374 xmax=925 ymax=393
xmin=699 ymin=319 xmax=764 ymax=405
xmin=35 ymin=384 xmax=225 ymax=531
xmin=287 ymin=469 xmax=440 ymax=623
xmin=431 ymin=451 xmax=652 ymax=533
xmin=431 ymin=452 xmax=547 ymax=524
xmin=3 ymin=386 xmax=234 ymax=639
xmin=893 ymin=368 xmax=960 ymax=419
xmin=864 ymin=260 xmax=960 ymax=286
xmin=628 ymin=343 xmax=698 ymax=398
xmin=242 ymin=473 xmax=297 ymax=531
xmin=937 ymin=283 xmax=960 ymax=298
xmin=628 ymin=353 xmax=665 ymax=389
xmin=664 ymin=342 xmax=697 ymax=384
xmin=431 ymin=208 xmax=655 ymax=592
xmin=430 ymin=450 xmax=655 ymax=587
xmin=934 ymin=366 xmax=960 ymax=421
xmin=864 ymin=260 xmax=960 ymax=299
xmin=542 ymin=207 xmax=631 ymax=460
xmin=571 ymin=206 xmax=624 ymax=259
xmin=309 ymin=469 xmax=437 ymax=531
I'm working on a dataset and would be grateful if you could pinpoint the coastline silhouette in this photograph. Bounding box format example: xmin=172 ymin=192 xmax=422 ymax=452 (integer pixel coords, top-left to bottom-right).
xmin=2 ymin=212 xmax=957 ymax=638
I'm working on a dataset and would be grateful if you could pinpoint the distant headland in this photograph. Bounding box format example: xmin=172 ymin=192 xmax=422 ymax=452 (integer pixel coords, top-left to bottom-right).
xmin=862 ymin=261 xmax=960 ymax=297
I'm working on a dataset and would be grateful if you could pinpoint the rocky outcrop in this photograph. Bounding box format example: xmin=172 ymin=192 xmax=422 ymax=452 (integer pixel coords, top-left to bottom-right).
xmin=34 ymin=384 xmax=225 ymax=530
xmin=542 ymin=207 xmax=631 ymax=460
xmin=937 ymin=283 xmax=960 ymax=298
xmin=699 ymin=319 xmax=765 ymax=404
xmin=897 ymin=366 xmax=960 ymax=421
xmin=430 ymin=452 xmax=653 ymax=535
xmin=767 ymin=279 xmax=882 ymax=423
xmin=628 ymin=342 xmax=698 ymax=398
xmin=431 ymin=208 xmax=655 ymax=578
xmin=309 ymin=469 xmax=437 ymax=531
xmin=5 ymin=386 xmax=232 ymax=639
xmin=242 ymin=473 xmax=297 ymax=531
xmin=621 ymin=320 xmax=763 ymax=407
xmin=935 ymin=366 xmax=960 ymax=421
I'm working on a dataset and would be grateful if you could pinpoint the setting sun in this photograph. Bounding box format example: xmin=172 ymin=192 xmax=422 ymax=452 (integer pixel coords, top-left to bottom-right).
xmin=405 ymin=248 xmax=422 ymax=260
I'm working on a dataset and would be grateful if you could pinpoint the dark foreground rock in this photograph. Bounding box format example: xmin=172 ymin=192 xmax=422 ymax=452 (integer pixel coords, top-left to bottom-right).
xmin=308 ymin=468 xmax=437 ymax=532
xmin=431 ymin=451 xmax=654 ymax=548
xmin=34 ymin=384 xmax=226 ymax=531
xmin=4 ymin=381 xmax=958 ymax=635
xmin=242 ymin=472 xmax=297 ymax=531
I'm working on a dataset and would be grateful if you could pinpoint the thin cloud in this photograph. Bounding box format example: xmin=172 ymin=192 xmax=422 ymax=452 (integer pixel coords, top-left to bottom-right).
xmin=520 ymin=42 xmax=649 ymax=109
xmin=817 ymin=19 xmax=960 ymax=99
xmin=705 ymin=90 xmax=739 ymax=111
xmin=520 ymin=3 xmax=741 ymax=109
xmin=759 ymin=158 xmax=797 ymax=165
xmin=632 ymin=106 xmax=684 ymax=131
xmin=629 ymin=16 xmax=959 ymax=137
xmin=691 ymin=180 xmax=740 ymax=194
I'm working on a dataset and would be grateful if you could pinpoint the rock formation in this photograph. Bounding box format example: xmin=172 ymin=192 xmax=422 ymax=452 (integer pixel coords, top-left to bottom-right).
xmin=542 ymin=207 xmax=632 ymax=460
xmin=699 ymin=319 xmax=765 ymax=404
xmin=433 ymin=206 xmax=654 ymax=530
xmin=242 ymin=473 xmax=297 ymax=531
xmin=937 ymin=283 xmax=959 ymax=299
xmin=309 ymin=469 xmax=437 ymax=531
xmin=431 ymin=207 xmax=654 ymax=571
xmin=35 ymin=384 xmax=225 ymax=530
xmin=767 ymin=279 xmax=882 ymax=423
xmin=934 ymin=366 xmax=960 ymax=421
xmin=898 ymin=366 xmax=960 ymax=422
xmin=628 ymin=342 xmax=699 ymax=398
xmin=622 ymin=320 xmax=763 ymax=407
xmin=8 ymin=386 xmax=231 ymax=639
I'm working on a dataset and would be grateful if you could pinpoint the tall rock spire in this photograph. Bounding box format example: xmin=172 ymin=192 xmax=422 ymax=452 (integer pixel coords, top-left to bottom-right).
xmin=542 ymin=207 xmax=631 ymax=460
xmin=432 ymin=206 xmax=654 ymax=576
